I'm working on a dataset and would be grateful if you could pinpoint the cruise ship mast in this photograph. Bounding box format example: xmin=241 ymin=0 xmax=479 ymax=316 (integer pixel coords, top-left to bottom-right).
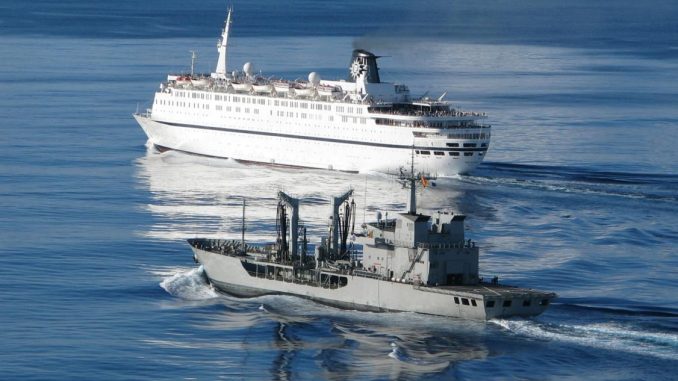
xmin=213 ymin=7 xmax=232 ymax=79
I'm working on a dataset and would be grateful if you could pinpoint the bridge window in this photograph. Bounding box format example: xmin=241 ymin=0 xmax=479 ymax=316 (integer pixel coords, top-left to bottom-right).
xmin=461 ymin=298 xmax=470 ymax=306
xmin=486 ymin=300 xmax=495 ymax=308
xmin=503 ymin=300 xmax=512 ymax=307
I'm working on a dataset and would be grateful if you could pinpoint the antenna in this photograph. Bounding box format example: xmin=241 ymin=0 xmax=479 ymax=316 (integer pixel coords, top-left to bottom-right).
xmin=190 ymin=50 xmax=197 ymax=77
xmin=241 ymin=197 xmax=246 ymax=254
xmin=407 ymin=146 xmax=417 ymax=214
xmin=362 ymin=175 xmax=367 ymax=225
xmin=395 ymin=145 xmax=436 ymax=215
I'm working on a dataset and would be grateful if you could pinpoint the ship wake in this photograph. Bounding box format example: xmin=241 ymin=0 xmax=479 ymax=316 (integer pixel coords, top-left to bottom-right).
xmin=491 ymin=318 xmax=678 ymax=361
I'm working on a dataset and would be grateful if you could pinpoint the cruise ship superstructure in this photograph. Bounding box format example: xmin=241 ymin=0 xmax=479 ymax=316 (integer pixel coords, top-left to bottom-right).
xmin=134 ymin=9 xmax=491 ymax=176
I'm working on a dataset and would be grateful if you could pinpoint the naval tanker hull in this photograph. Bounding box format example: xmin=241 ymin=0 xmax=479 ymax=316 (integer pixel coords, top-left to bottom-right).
xmin=192 ymin=247 xmax=553 ymax=320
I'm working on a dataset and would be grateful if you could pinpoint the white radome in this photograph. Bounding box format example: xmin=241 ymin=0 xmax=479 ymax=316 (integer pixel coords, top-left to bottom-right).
xmin=308 ymin=72 xmax=320 ymax=86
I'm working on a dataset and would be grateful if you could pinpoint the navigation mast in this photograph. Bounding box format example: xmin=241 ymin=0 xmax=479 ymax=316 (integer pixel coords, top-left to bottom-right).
xmin=241 ymin=198 xmax=246 ymax=254
xmin=398 ymin=146 xmax=435 ymax=215
xmin=190 ymin=50 xmax=197 ymax=77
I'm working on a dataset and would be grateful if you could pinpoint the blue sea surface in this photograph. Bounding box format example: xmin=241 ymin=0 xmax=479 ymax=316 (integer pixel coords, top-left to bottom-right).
xmin=1 ymin=1 xmax=677 ymax=379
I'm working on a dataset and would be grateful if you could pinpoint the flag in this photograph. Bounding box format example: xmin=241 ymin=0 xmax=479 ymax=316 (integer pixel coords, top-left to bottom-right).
xmin=421 ymin=175 xmax=429 ymax=188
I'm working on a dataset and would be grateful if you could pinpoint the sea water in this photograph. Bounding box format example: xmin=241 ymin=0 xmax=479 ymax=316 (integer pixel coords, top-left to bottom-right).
xmin=1 ymin=1 xmax=677 ymax=379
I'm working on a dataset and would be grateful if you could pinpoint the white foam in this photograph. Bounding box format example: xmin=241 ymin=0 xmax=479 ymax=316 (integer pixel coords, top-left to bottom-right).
xmin=463 ymin=175 xmax=653 ymax=201
xmin=388 ymin=342 xmax=406 ymax=361
xmin=386 ymin=341 xmax=452 ymax=371
xmin=491 ymin=319 xmax=678 ymax=360
xmin=159 ymin=266 xmax=219 ymax=300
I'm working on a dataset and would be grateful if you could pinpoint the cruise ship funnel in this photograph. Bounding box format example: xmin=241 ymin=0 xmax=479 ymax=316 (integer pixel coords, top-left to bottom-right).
xmin=349 ymin=49 xmax=381 ymax=83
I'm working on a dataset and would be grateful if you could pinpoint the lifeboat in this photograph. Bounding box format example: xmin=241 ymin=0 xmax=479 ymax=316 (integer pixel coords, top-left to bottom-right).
xmin=231 ymin=82 xmax=252 ymax=92
xmin=272 ymin=80 xmax=290 ymax=93
xmin=174 ymin=76 xmax=191 ymax=86
xmin=252 ymin=83 xmax=273 ymax=93
xmin=317 ymin=84 xmax=340 ymax=97
xmin=292 ymin=83 xmax=314 ymax=97
xmin=191 ymin=77 xmax=210 ymax=87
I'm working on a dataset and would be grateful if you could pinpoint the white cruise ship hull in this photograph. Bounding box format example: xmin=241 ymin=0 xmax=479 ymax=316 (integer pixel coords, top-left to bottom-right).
xmin=192 ymin=247 xmax=553 ymax=320
xmin=134 ymin=114 xmax=486 ymax=176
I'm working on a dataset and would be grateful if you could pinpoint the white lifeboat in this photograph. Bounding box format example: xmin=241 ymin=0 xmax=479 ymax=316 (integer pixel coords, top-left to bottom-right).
xmin=191 ymin=77 xmax=210 ymax=87
xmin=231 ymin=82 xmax=252 ymax=92
xmin=272 ymin=80 xmax=290 ymax=93
xmin=175 ymin=75 xmax=191 ymax=86
xmin=252 ymin=83 xmax=273 ymax=93
xmin=317 ymin=84 xmax=340 ymax=97
xmin=292 ymin=82 xmax=314 ymax=97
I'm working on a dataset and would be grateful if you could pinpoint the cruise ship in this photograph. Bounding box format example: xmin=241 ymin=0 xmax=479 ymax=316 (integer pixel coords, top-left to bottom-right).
xmin=134 ymin=9 xmax=491 ymax=176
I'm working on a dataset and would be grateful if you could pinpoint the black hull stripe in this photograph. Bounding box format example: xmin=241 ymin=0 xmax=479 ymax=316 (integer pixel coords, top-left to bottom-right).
xmin=154 ymin=144 xmax=360 ymax=173
xmin=156 ymin=120 xmax=489 ymax=152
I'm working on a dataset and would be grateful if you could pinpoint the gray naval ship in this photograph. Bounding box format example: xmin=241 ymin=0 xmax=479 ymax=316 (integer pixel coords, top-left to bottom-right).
xmin=189 ymin=175 xmax=556 ymax=320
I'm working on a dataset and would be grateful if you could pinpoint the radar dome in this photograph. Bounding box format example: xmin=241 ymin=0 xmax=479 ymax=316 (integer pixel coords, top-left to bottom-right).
xmin=308 ymin=72 xmax=321 ymax=86
xmin=243 ymin=62 xmax=254 ymax=77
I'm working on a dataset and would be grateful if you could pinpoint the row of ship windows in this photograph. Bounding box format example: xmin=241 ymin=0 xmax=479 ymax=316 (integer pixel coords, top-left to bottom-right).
xmin=445 ymin=143 xmax=488 ymax=148
xmin=157 ymin=99 xmax=369 ymax=124
xmin=168 ymin=91 xmax=365 ymax=113
xmin=215 ymin=106 xmax=260 ymax=115
xmin=443 ymin=133 xmax=489 ymax=140
xmin=454 ymin=297 xmax=550 ymax=308
xmin=416 ymin=150 xmax=484 ymax=157
xmin=416 ymin=133 xmax=490 ymax=140
xmin=377 ymin=119 xmax=483 ymax=129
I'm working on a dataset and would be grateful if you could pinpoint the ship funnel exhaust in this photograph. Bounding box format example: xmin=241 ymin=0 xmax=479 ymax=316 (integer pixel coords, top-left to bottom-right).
xmin=349 ymin=49 xmax=380 ymax=84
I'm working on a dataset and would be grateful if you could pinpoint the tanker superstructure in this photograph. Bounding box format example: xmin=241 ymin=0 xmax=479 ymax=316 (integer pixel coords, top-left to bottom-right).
xmin=134 ymin=9 xmax=491 ymax=176
xmin=188 ymin=173 xmax=555 ymax=320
